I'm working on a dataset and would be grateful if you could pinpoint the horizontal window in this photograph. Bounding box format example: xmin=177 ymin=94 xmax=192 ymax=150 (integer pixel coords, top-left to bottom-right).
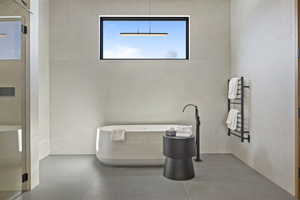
xmin=100 ymin=16 xmax=189 ymax=60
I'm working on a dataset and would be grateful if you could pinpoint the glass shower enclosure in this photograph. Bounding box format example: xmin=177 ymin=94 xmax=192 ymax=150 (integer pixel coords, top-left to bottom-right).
xmin=0 ymin=17 xmax=27 ymax=200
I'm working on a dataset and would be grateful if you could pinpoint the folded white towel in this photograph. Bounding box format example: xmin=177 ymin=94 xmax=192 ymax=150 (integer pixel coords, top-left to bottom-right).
xmin=174 ymin=126 xmax=193 ymax=137
xmin=176 ymin=132 xmax=193 ymax=137
xmin=111 ymin=129 xmax=126 ymax=141
xmin=228 ymin=77 xmax=240 ymax=99
xmin=226 ymin=109 xmax=240 ymax=130
xmin=175 ymin=126 xmax=193 ymax=133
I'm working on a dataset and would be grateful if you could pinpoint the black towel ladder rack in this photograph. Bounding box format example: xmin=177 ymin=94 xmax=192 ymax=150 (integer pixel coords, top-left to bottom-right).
xmin=227 ymin=77 xmax=250 ymax=143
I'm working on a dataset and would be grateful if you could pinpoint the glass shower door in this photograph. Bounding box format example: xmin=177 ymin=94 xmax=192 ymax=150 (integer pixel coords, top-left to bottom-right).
xmin=0 ymin=17 xmax=27 ymax=200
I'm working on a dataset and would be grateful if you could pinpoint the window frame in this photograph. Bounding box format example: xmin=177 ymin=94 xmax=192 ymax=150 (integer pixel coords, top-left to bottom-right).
xmin=99 ymin=16 xmax=190 ymax=60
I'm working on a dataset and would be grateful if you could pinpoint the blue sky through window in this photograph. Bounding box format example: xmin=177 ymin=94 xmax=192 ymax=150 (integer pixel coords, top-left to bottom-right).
xmin=0 ymin=21 xmax=21 ymax=60
xmin=102 ymin=19 xmax=188 ymax=59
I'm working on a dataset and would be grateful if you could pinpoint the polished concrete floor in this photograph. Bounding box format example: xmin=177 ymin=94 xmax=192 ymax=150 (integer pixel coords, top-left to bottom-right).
xmin=17 ymin=154 xmax=295 ymax=200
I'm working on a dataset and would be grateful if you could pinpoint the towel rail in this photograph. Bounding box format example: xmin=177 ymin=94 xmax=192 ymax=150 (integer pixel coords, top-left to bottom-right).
xmin=227 ymin=77 xmax=250 ymax=143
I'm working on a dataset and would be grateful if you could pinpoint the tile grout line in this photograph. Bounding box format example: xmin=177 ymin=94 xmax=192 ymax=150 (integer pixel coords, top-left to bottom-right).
xmin=182 ymin=182 xmax=191 ymax=200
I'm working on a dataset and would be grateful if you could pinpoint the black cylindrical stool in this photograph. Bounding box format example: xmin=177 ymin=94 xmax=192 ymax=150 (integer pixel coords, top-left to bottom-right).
xmin=163 ymin=135 xmax=195 ymax=180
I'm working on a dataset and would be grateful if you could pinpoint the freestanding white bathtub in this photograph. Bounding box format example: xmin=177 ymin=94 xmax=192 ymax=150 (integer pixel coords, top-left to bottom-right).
xmin=96 ymin=124 xmax=192 ymax=166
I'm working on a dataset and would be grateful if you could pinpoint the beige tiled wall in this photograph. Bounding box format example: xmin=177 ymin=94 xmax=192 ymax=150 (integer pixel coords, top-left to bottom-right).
xmin=230 ymin=0 xmax=297 ymax=195
xmin=49 ymin=0 xmax=231 ymax=154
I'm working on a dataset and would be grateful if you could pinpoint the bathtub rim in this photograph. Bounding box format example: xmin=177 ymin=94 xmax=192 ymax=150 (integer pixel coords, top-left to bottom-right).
xmin=98 ymin=124 xmax=193 ymax=133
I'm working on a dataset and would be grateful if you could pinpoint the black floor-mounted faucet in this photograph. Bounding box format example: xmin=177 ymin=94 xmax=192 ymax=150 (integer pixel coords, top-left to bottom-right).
xmin=183 ymin=104 xmax=202 ymax=162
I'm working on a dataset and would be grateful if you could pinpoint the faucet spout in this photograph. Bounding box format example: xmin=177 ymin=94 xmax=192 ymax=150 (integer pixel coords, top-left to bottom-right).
xmin=182 ymin=104 xmax=197 ymax=113
xmin=183 ymin=104 xmax=200 ymax=122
